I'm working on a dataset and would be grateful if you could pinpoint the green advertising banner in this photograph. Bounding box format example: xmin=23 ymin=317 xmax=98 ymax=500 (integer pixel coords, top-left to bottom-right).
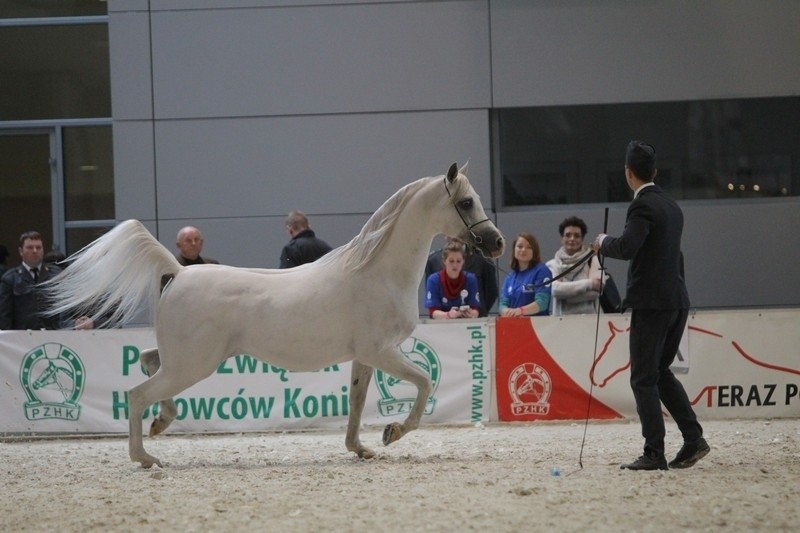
xmin=0 ymin=321 xmax=493 ymax=434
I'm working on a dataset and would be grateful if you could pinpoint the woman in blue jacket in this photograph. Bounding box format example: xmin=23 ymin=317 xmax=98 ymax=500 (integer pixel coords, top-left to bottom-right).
xmin=425 ymin=241 xmax=480 ymax=319
xmin=500 ymin=232 xmax=552 ymax=317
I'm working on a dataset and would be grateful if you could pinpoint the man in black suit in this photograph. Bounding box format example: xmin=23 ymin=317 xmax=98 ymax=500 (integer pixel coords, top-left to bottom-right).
xmin=593 ymin=141 xmax=709 ymax=471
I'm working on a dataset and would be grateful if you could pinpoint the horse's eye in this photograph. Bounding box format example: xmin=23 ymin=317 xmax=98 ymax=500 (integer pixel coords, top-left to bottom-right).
xmin=459 ymin=198 xmax=474 ymax=209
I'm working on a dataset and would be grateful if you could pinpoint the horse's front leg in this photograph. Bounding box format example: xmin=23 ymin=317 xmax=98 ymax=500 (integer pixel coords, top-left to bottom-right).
xmin=345 ymin=360 xmax=375 ymax=459
xmin=370 ymin=347 xmax=432 ymax=447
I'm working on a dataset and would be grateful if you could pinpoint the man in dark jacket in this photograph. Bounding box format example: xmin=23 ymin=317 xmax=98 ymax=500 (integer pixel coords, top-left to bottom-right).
xmin=279 ymin=210 xmax=332 ymax=268
xmin=175 ymin=226 xmax=219 ymax=266
xmin=0 ymin=231 xmax=62 ymax=330
xmin=593 ymin=141 xmax=708 ymax=471
xmin=425 ymin=236 xmax=499 ymax=317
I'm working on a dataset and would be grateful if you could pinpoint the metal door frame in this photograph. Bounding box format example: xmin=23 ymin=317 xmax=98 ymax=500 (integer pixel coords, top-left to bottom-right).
xmin=0 ymin=126 xmax=63 ymax=250
xmin=1 ymin=118 xmax=112 ymax=253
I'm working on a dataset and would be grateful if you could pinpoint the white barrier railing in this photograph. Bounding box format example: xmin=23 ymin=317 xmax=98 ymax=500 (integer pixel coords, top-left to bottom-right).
xmin=1 ymin=309 xmax=797 ymax=435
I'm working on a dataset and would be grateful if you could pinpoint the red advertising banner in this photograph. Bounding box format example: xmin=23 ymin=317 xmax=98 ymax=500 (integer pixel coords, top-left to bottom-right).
xmin=495 ymin=318 xmax=623 ymax=421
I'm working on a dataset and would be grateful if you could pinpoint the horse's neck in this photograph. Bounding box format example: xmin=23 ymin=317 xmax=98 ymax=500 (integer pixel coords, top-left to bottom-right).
xmin=372 ymin=184 xmax=440 ymax=287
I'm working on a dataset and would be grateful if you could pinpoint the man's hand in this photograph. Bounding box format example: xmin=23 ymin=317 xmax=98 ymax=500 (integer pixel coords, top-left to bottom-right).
xmin=592 ymin=233 xmax=607 ymax=252
xmin=74 ymin=316 xmax=95 ymax=330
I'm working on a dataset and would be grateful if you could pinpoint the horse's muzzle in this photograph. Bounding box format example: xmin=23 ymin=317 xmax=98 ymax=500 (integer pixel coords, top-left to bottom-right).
xmin=471 ymin=232 xmax=505 ymax=259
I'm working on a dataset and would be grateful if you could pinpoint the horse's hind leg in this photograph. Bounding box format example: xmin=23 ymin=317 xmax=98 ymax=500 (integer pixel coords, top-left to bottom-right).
xmin=128 ymin=357 xmax=218 ymax=468
xmin=139 ymin=348 xmax=177 ymax=437
xmin=128 ymin=377 xmax=163 ymax=469
xmin=345 ymin=360 xmax=375 ymax=459
xmin=368 ymin=347 xmax=432 ymax=447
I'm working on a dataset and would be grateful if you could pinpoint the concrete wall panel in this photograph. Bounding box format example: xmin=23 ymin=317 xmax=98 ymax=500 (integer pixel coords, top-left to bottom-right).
xmin=491 ymin=0 xmax=800 ymax=107
xmin=108 ymin=12 xmax=153 ymax=120
xmin=148 ymin=1 xmax=490 ymax=118
xmin=153 ymin=110 xmax=490 ymax=219
xmin=112 ymin=120 xmax=157 ymax=221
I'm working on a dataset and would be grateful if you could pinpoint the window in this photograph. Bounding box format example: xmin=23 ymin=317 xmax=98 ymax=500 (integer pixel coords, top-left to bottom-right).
xmin=0 ymin=0 xmax=107 ymax=19
xmin=0 ymin=11 xmax=113 ymax=255
xmin=0 ymin=23 xmax=110 ymax=121
xmin=494 ymin=97 xmax=800 ymax=207
xmin=63 ymin=125 xmax=115 ymax=252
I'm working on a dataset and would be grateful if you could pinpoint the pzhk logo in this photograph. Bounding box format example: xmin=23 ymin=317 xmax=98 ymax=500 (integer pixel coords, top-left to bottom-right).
xmin=509 ymin=363 xmax=551 ymax=416
xmin=375 ymin=337 xmax=441 ymax=417
xmin=20 ymin=343 xmax=86 ymax=421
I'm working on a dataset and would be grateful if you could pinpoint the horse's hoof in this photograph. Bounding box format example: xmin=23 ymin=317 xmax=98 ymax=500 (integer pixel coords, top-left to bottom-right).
xmin=382 ymin=423 xmax=402 ymax=445
xmin=134 ymin=454 xmax=163 ymax=469
xmin=149 ymin=417 xmax=166 ymax=437
xmin=357 ymin=448 xmax=376 ymax=460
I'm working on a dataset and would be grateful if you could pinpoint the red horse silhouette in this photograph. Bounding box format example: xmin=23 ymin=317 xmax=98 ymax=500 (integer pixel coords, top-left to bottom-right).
xmin=590 ymin=322 xmax=800 ymax=392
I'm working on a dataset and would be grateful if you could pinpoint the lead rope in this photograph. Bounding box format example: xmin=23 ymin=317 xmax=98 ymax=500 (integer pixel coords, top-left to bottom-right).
xmin=494 ymin=248 xmax=595 ymax=289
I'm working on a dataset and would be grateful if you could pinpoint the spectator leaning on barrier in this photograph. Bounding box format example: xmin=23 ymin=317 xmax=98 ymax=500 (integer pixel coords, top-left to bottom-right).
xmin=0 ymin=231 xmax=62 ymax=330
xmin=425 ymin=240 xmax=481 ymax=319
xmin=279 ymin=210 xmax=332 ymax=268
xmin=425 ymin=235 xmax=498 ymax=317
xmin=499 ymin=232 xmax=551 ymax=317
xmin=546 ymin=216 xmax=602 ymax=316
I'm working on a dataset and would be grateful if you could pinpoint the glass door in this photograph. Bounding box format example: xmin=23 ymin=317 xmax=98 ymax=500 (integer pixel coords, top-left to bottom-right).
xmin=1 ymin=9 xmax=113 ymax=260
xmin=62 ymin=125 xmax=115 ymax=252
xmin=0 ymin=131 xmax=58 ymax=261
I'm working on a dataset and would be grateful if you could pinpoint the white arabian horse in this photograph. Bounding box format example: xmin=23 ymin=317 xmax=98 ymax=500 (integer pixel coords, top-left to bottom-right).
xmin=46 ymin=163 xmax=504 ymax=468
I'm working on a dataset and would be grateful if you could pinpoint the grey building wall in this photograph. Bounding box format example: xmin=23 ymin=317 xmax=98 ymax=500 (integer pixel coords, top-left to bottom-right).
xmin=107 ymin=0 xmax=800 ymax=310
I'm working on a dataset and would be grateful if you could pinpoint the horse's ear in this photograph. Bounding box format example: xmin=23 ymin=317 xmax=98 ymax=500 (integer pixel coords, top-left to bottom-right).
xmin=459 ymin=161 xmax=469 ymax=176
xmin=447 ymin=163 xmax=458 ymax=182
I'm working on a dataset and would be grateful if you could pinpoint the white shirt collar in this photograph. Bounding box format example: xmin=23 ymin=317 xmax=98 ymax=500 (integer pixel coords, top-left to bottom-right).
xmin=633 ymin=182 xmax=656 ymax=199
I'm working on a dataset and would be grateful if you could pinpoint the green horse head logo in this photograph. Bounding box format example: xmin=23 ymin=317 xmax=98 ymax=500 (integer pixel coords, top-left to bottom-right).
xmin=375 ymin=337 xmax=441 ymax=417
xmin=20 ymin=343 xmax=86 ymax=421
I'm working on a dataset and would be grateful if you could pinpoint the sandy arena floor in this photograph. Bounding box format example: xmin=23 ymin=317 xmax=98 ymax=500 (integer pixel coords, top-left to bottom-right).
xmin=2 ymin=418 xmax=798 ymax=532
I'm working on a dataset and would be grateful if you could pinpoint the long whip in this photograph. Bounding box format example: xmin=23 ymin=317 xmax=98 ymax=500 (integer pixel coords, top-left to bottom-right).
xmin=575 ymin=207 xmax=609 ymax=471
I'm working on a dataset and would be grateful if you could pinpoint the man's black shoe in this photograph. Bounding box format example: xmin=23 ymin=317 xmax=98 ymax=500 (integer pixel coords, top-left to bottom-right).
xmin=669 ymin=437 xmax=710 ymax=469
xmin=620 ymin=454 xmax=668 ymax=471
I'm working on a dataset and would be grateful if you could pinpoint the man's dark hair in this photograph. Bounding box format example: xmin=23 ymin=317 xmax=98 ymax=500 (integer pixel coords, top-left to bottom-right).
xmin=19 ymin=231 xmax=42 ymax=247
xmin=44 ymin=250 xmax=66 ymax=264
xmin=558 ymin=216 xmax=588 ymax=237
xmin=625 ymin=141 xmax=656 ymax=181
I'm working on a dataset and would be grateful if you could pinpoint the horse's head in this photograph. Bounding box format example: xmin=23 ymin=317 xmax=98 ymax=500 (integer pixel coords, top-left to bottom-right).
xmin=443 ymin=162 xmax=505 ymax=259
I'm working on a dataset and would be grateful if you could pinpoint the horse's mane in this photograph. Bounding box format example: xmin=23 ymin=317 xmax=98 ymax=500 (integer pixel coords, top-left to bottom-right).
xmin=317 ymin=177 xmax=436 ymax=272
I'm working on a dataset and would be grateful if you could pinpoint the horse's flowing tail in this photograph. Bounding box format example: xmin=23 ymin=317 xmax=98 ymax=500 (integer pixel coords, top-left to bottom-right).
xmin=44 ymin=220 xmax=182 ymax=328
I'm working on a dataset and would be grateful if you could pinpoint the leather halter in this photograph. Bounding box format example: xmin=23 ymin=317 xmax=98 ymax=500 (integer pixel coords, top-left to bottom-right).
xmin=443 ymin=175 xmax=492 ymax=244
